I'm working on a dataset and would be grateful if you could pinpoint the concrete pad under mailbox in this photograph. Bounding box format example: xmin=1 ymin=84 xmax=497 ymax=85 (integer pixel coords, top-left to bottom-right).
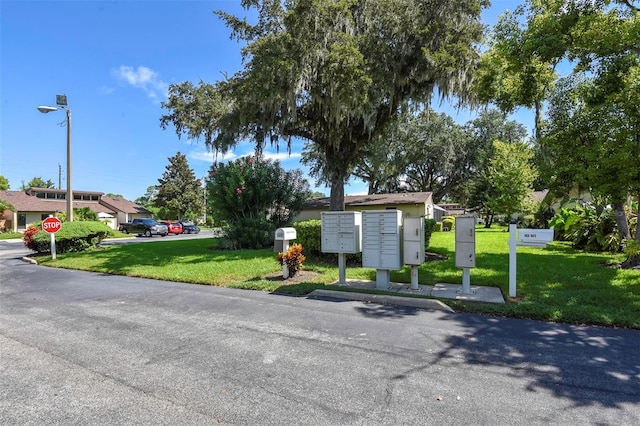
xmin=431 ymin=283 xmax=505 ymax=304
xmin=328 ymin=279 xmax=505 ymax=305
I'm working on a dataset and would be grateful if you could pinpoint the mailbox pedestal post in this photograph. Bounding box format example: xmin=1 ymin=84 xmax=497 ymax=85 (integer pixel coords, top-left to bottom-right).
xmin=509 ymin=222 xmax=518 ymax=298
xmin=455 ymin=216 xmax=476 ymax=295
xmin=508 ymin=223 xmax=554 ymax=297
xmin=274 ymin=227 xmax=297 ymax=279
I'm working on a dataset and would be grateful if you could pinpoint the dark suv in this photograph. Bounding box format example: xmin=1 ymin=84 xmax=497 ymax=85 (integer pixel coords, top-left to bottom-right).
xmin=179 ymin=221 xmax=200 ymax=234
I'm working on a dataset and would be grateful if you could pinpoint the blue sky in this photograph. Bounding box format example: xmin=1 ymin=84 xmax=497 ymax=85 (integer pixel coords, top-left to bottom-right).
xmin=1 ymin=0 xmax=531 ymax=202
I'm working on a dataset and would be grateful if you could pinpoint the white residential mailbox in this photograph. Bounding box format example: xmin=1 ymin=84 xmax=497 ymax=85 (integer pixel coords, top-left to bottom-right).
xmin=274 ymin=227 xmax=297 ymax=253
xmin=362 ymin=210 xmax=403 ymax=270
xmin=403 ymin=217 xmax=425 ymax=265
xmin=455 ymin=216 xmax=476 ymax=268
xmin=321 ymin=211 xmax=361 ymax=254
xmin=275 ymin=227 xmax=297 ymax=241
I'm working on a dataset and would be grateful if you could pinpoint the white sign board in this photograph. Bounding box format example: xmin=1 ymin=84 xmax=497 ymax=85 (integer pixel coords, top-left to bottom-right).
xmin=519 ymin=229 xmax=554 ymax=244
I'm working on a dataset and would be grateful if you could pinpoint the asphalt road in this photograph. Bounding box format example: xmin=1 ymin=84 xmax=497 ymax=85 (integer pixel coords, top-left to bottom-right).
xmin=1 ymin=239 xmax=639 ymax=425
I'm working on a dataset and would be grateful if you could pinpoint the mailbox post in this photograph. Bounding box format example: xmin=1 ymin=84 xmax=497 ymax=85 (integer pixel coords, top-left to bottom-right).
xmin=508 ymin=222 xmax=554 ymax=297
xmin=274 ymin=227 xmax=297 ymax=278
xmin=455 ymin=216 xmax=476 ymax=295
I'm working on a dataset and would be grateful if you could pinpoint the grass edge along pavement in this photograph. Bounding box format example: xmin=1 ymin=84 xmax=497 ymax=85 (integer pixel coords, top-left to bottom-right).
xmin=33 ymin=227 xmax=640 ymax=329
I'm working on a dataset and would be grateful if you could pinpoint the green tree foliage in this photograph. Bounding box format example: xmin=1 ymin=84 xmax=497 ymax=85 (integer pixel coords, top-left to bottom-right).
xmin=21 ymin=177 xmax=55 ymax=189
xmin=401 ymin=111 xmax=474 ymax=202
xmin=484 ymin=140 xmax=538 ymax=221
xmin=464 ymin=110 xmax=528 ymax=224
xmin=134 ymin=186 xmax=158 ymax=207
xmin=0 ymin=175 xmax=9 ymax=190
xmin=155 ymin=152 xmax=203 ymax=220
xmin=208 ymin=156 xmax=310 ymax=249
xmin=473 ymin=7 xmax=557 ymax=142
xmin=482 ymin=0 xmax=640 ymax=246
xmin=544 ymin=75 xmax=640 ymax=241
xmin=161 ymin=0 xmax=488 ymax=211
xmin=0 ymin=199 xmax=14 ymax=213
xmin=73 ymin=207 xmax=98 ymax=222
xmin=350 ymin=115 xmax=407 ymax=195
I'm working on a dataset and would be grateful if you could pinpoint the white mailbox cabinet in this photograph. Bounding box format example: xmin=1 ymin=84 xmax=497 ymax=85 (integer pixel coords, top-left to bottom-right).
xmin=362 ymin=210 xmax=402 ymax=270
xmin=321 ymin=212 xmax=362 ymax=254
xmin=455 ymin=216 xmax=476 ymax=268
xmin=403 ymin=217 xmax=425 ymax=265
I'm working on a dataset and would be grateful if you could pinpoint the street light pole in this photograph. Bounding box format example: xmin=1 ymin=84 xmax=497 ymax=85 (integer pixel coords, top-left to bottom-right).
xmin=65 ymin=108 xmax=73 ymax=222
xmin=37 ymin=96 xmax=73 ymax=222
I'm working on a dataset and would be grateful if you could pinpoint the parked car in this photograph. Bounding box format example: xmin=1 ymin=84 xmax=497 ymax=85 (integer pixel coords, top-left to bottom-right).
xmin=159 ymin=221 xmax=183 ymax=235
xmin=119 ymin=218 xmax=168 ymax=237
xmin=179 ymin=221 xmax=200 ymax=234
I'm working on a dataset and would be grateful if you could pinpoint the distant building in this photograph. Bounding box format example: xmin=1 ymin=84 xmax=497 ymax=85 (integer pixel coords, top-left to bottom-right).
xmin=296 ymin=192 xmax=444 ymax=221
xmin=0 ymin=188 xmax=152 ymax=232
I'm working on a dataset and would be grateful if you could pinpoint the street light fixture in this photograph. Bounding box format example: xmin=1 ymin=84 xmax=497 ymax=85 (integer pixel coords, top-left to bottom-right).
xmin=37 ymin=95 xmax=73 ymax=222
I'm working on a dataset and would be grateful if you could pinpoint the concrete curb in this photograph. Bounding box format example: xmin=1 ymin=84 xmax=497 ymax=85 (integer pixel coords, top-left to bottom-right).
xmin=308 ymin=289 xmax=455 ymax=313
xmin=21 ymin=256 xmax=38 ymax=265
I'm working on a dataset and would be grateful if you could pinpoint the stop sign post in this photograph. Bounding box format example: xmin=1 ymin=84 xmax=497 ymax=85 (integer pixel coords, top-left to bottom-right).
xmin=42 ymin=216 xmax=62 ymax=259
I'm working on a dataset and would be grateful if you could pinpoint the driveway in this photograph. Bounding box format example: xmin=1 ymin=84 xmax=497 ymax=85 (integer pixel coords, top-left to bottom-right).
xmin=1 ymin=241 xmax=639 ymax=425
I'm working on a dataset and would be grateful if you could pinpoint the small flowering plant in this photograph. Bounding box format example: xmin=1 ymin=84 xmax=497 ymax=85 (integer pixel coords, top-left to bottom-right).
xmin=275 ymin=243 xmax=306 ymax=278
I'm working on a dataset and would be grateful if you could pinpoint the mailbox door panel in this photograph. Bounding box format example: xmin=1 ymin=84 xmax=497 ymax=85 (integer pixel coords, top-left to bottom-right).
xmin=403 ymin=241 xmax=424 ymax=265
xmin=455 ymin=242 xmax=476 ymax=268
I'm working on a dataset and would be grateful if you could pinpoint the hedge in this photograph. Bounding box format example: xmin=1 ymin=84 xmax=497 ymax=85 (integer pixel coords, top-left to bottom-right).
xmin=24 ymin=221 xmax=111 ymax=254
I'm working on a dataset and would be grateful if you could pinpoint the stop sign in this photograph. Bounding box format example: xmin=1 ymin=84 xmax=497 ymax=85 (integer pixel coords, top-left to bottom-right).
xmin=42 ymin=217 xmax=62 ymax=233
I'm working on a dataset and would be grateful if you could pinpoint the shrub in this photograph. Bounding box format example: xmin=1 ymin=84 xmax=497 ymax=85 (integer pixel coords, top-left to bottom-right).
xmin=24 ymin=221 xmax=111 ymax=254
xmin=551 ymin=202 xmax=621 ymax=252
xmin=223 ymin=216 xmax=273 ymax=250
xmin=516 ymin=214 xmax=536 ymax=228
xmin=275 ymin=243 xmax=306 ymax=278
xmin=292 ymin=219 xmax=322 ymax=255
xmin=424 ymin=218 xmax=437 ymax=249
xmin=208 ymin=155 xmax=311 ymax=249
xmin=441 ymin=216 xmax=455 ymax=231
xmin=22 ymin=226 xmax=40 ymax=249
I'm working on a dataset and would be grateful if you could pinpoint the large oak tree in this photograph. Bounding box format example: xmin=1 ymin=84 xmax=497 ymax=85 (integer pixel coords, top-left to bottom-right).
xmin=161 ymin=0 xmax=488 ymax=211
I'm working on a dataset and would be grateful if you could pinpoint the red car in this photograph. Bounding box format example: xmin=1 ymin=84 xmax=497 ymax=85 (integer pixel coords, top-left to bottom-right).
xmin=159 ymin=221 xmax=183 ymax=235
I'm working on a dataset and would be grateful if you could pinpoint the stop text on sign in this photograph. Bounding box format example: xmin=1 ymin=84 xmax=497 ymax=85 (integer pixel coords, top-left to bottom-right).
xmin=42 ymin=217 xmax=62 ymax=233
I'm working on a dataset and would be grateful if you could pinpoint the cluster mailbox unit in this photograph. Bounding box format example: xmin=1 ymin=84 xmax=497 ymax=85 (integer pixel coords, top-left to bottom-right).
xmin=321 ymin=210 xmax=427 ymax=289
xmin=455 ymin=216 xmax=476 ymax=295
xmin=403 ymin=217 xmax=425 ymax=290
xmin=362 ymin=210 xmax=403 ymax=289
xmin=321 ymin=211 xmax=362 ymax=283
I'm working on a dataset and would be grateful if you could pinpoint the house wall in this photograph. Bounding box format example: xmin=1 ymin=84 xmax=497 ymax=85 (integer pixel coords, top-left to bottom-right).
xmin=24 ymin=213 xmax=50 ymax=229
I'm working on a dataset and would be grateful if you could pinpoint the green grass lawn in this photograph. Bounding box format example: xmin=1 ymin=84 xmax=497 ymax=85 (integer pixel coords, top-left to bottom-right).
xmin=36 ymin=227 xmax=640 ymax=329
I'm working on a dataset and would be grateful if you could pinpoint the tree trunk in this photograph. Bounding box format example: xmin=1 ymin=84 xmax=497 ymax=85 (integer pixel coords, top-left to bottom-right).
xmin=329 ymin=177 xmax=345 ymax=211
xmin=612 ymin=201 xmax=631 ymax=241
xmin=483 ymin=213 xmax=493 ymax=228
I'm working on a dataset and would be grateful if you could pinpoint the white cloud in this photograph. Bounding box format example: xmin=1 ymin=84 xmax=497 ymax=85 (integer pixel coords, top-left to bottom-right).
xmin=263 ymin=151 xmax=302 ymax=162
xmin=112 ymin=65 xmax=168 ymax=101
xmin=189 ymin=150 xmax=237 ymax=163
